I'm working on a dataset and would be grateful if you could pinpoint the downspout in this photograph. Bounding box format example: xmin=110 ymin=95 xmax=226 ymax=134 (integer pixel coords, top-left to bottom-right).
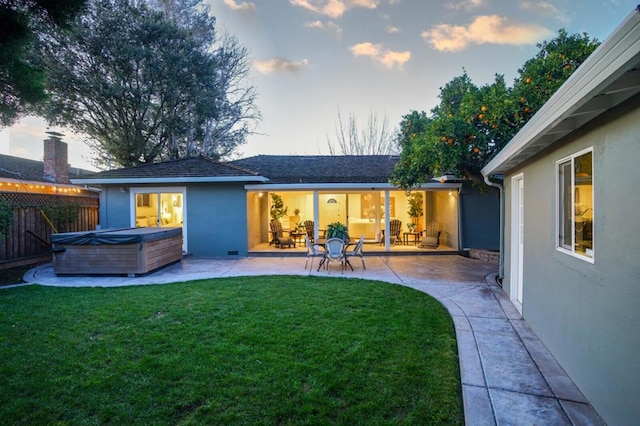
xmin=484 ymin=175 xmax=505 ymax=282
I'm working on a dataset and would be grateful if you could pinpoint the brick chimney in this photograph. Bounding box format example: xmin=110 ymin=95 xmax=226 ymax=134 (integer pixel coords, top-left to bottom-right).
xmin=43 ymin=132 xmax=69 ymax=184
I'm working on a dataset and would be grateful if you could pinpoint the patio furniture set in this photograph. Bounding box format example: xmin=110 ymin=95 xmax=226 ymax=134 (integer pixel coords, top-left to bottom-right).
xmin=304 ymin=235 xmax=366 ymax=274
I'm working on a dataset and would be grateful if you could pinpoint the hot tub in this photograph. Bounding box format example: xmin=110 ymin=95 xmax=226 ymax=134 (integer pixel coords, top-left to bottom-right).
xmin=51 ymin=227 xmax=183 ymax=276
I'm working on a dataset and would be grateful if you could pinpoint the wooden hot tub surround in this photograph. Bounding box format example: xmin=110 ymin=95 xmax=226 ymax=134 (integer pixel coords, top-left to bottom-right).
xmin=51 ymin=227 xmax=183 ymax=276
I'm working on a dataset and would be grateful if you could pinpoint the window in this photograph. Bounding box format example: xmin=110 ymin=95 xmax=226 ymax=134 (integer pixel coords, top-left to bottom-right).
xmin=557 ymin=148 xmax=593 ymax=260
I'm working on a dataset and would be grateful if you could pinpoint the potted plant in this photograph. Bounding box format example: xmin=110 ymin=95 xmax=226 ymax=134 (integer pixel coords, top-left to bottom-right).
xmin=270 ymin=193 xmax=288 ymax=221
xmin=407 ymin=192 xmax=424 ymax=232
xmin=326 ymin=222 xmax=350 ymax=241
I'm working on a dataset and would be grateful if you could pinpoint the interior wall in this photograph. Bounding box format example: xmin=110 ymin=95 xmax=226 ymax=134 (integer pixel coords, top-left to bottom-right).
xmin=434 ymin=190 xmax=459 ymax=249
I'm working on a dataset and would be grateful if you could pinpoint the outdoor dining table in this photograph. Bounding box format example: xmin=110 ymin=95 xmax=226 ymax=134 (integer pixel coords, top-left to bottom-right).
xmin=314 ymin=238 xmax=355 ymax=272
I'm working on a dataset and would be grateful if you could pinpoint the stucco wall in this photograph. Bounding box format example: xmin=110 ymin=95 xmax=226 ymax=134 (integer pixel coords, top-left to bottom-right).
xmin=501 ymin=94 xmax=640 ymax=426
xmin=186 ymin=183 xmax=248 ymax=257
xmin=99 ymin=186 xmax=131 ymax=229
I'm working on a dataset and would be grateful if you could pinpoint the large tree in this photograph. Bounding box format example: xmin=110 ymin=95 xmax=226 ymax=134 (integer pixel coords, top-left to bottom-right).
xmin=38 ymin=0 xmax=259 ymax=168
xmin=326 ymin=109 xmax=398 ymax=155
xmin=0 ymin=0 xmax=87 ymax=126
xmin=391 ymin=30 xmax=599 ymax=189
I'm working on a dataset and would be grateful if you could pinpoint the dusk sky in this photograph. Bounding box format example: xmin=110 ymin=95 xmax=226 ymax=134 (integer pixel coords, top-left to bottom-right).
xmin=1 ymin=0 xmax=636 ymax=170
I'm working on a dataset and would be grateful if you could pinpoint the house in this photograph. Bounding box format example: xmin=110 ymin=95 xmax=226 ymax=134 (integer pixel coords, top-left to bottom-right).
xmin=0 ymin=134 xmax=99 ymax=267
xmin=72 ymin=154 xmax=499 ymax=257
xmin=481 ymin=6 xmax=640 ymax=425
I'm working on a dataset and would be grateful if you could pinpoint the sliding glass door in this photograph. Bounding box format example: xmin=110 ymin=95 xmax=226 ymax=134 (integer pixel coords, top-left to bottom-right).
xmin=131 ymin=187 xmax=186 ymax=250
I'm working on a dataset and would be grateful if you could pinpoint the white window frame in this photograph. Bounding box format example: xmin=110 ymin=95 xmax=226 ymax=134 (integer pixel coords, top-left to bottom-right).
xmin=555 ymin=147 xmax=594 ymax=263
xmin=130 ymin=186 xmax=187 ymax=252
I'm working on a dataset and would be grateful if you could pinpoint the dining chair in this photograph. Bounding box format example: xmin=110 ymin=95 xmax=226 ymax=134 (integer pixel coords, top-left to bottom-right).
xmin=324 ymin=237 xmax=345 ymax=274
xmin=304 ymin=235 xmax=324 ymax=270
xmin=344 ymin=235 xmax=366 ymax=271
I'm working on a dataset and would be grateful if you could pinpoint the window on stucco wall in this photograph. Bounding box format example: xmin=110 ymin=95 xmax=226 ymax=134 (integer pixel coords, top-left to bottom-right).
xmin=557 ymin=148 xmax=593 ymax=261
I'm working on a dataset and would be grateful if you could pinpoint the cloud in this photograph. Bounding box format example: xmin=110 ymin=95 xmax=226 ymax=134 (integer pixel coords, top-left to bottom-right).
xmin=254 ymin=58 xmax=310 ymax=74
xmin=521 ymin=1 xmax=569 ymax=24
xmin=387 ymin=25 xmax=400 ymax=34
xmin=305 ymin=20 xmax=343 ymax=37
xmin=350 ymin=42 xmax=411 ymax=69
xmin=445 ymin=0 xmax=486 ymax=11
xmin=290 ymin=0 xmax=379 ymax=18
xmin=222 ymin=0 xmax=256 ymax=14
xmin=421 ymin=15 xmax=553 ymax=52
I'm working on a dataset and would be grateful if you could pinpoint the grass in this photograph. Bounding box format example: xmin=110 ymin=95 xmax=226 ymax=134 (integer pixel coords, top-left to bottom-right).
xmin=0 ymin=276 xmax=463 ymax=424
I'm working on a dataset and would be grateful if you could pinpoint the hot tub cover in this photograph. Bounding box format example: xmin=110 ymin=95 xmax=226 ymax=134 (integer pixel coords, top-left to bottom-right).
xmin=51 ymin=227 xmax=182 ymax=245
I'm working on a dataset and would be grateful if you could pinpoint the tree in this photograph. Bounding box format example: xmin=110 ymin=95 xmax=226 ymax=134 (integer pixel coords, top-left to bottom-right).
xmin=38 ymin=0 xmax=259 ymax=168
xmin=391 ymin=30 xmax=599 ymax=190
xmin=0 ymin=0 xmax=87 ymax=126
xmin=326 ymin=109 xmax=398 ymax=155
xmin=512 ymin=30 xmax=599 ymax=120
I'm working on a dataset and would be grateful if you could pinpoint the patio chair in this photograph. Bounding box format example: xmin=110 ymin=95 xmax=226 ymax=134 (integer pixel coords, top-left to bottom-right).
xmin=269 ymin=219 xmax=295 ymax=248
xmin=389 ymin=219 xmax=402 ymax=245
xmin=304 ymin=235 xmax=324 ymax=270
xmin=303 ymin=220 xmax=315 ymax=242
xmin=324 ymin=237 xmax=345 ymax=274
xmin=420 ymin=221 xmax=440 ymax=248
xmin=344 ymin=235 xmax=366 ymax=271
xmin=379 ymin=219 xmax=402 ymax=246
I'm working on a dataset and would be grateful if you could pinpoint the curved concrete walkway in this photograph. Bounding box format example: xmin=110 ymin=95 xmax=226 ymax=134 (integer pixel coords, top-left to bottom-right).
xmin=22 ymin=255 xmax=603 ymax=425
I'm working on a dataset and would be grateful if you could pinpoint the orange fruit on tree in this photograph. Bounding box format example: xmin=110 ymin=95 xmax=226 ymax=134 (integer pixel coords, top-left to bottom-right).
xmin=441 ymin=135 xmax=447 ymax=141
xmin=525 ymin=77 xmax=531 ymax=84
xmin=481 ymin=105 xmax=487 ymax=112
xmin=447 ymin=139 xmax=454 ymax=145
xmin=473 ymin=147 xmax=480 ymax=153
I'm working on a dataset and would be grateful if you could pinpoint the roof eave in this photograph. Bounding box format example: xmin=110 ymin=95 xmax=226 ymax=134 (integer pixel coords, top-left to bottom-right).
xmin=482 ymin=6 xmax=640 ymax=177
xmin=70 ymin=176 xmax=268 ymax=185
xmin=244 ymin=182 xmax=462 ymax=190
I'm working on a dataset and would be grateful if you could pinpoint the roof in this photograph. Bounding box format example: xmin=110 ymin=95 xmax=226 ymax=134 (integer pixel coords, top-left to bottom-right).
xmin=482 ymin=5 xmax=640 ymax=176
xmin=70 ymin=155 xmax=267 ymax=184
xmin=0 ymin=152 xmax=94 ymax=184
xmin=230 ymin=155 xmax=400 ymax=184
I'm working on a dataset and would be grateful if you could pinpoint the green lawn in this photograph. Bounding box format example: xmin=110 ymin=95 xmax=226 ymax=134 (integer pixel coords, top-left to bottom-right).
xmin=0 ymin=276 xmax=462 ymax=424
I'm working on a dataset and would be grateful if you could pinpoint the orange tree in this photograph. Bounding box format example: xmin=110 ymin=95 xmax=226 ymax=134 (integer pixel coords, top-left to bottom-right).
xmin=391 ymin=30 xmax=599 ymax=190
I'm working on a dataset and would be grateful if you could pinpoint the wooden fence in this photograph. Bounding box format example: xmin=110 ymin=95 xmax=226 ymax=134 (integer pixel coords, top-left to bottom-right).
xmin=0 ymin=192 xmax=99 ymax=269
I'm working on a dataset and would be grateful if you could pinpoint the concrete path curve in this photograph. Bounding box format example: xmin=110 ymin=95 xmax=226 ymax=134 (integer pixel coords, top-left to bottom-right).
xmin=23 ymin=255 xmax=604 ymax=425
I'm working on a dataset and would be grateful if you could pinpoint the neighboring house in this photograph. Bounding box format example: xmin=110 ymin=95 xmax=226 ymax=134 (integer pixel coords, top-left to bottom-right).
xmin=0 ymin=135 xmax=99 ymax=267
xmin=482 ymin=7 xmax=640 ymax=425
xmin=72 ymin=154 xmax=499 ymax=257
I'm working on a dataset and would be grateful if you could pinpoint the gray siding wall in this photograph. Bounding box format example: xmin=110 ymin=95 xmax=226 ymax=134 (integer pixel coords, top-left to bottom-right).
xmin=459 ymin=181 xmax=500 ymax=250
xmin=98 ymin=183 xmax=248 ymax=257
xmin=186 ymin=183 xmax=248 ymax=257
xmin=501 ymin=95 xmax=640 ymax=426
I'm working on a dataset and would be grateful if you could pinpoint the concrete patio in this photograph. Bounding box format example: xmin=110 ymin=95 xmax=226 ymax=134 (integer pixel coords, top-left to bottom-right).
xmin=23 ymin=255 xmax=604 ymax=425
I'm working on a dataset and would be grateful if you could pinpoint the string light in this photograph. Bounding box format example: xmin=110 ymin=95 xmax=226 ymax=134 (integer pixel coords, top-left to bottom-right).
xmin=0 ymin=181 xmax=84 ymax=194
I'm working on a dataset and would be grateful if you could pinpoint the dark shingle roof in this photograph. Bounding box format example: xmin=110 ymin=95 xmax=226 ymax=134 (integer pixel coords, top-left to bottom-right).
xmin=0 ymin=153 xmax=94 ymax=183
xmin=72 ymin=155 xmax=264 ymax=182
xmin=230 ymin=155 xmax=399 ymax=184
